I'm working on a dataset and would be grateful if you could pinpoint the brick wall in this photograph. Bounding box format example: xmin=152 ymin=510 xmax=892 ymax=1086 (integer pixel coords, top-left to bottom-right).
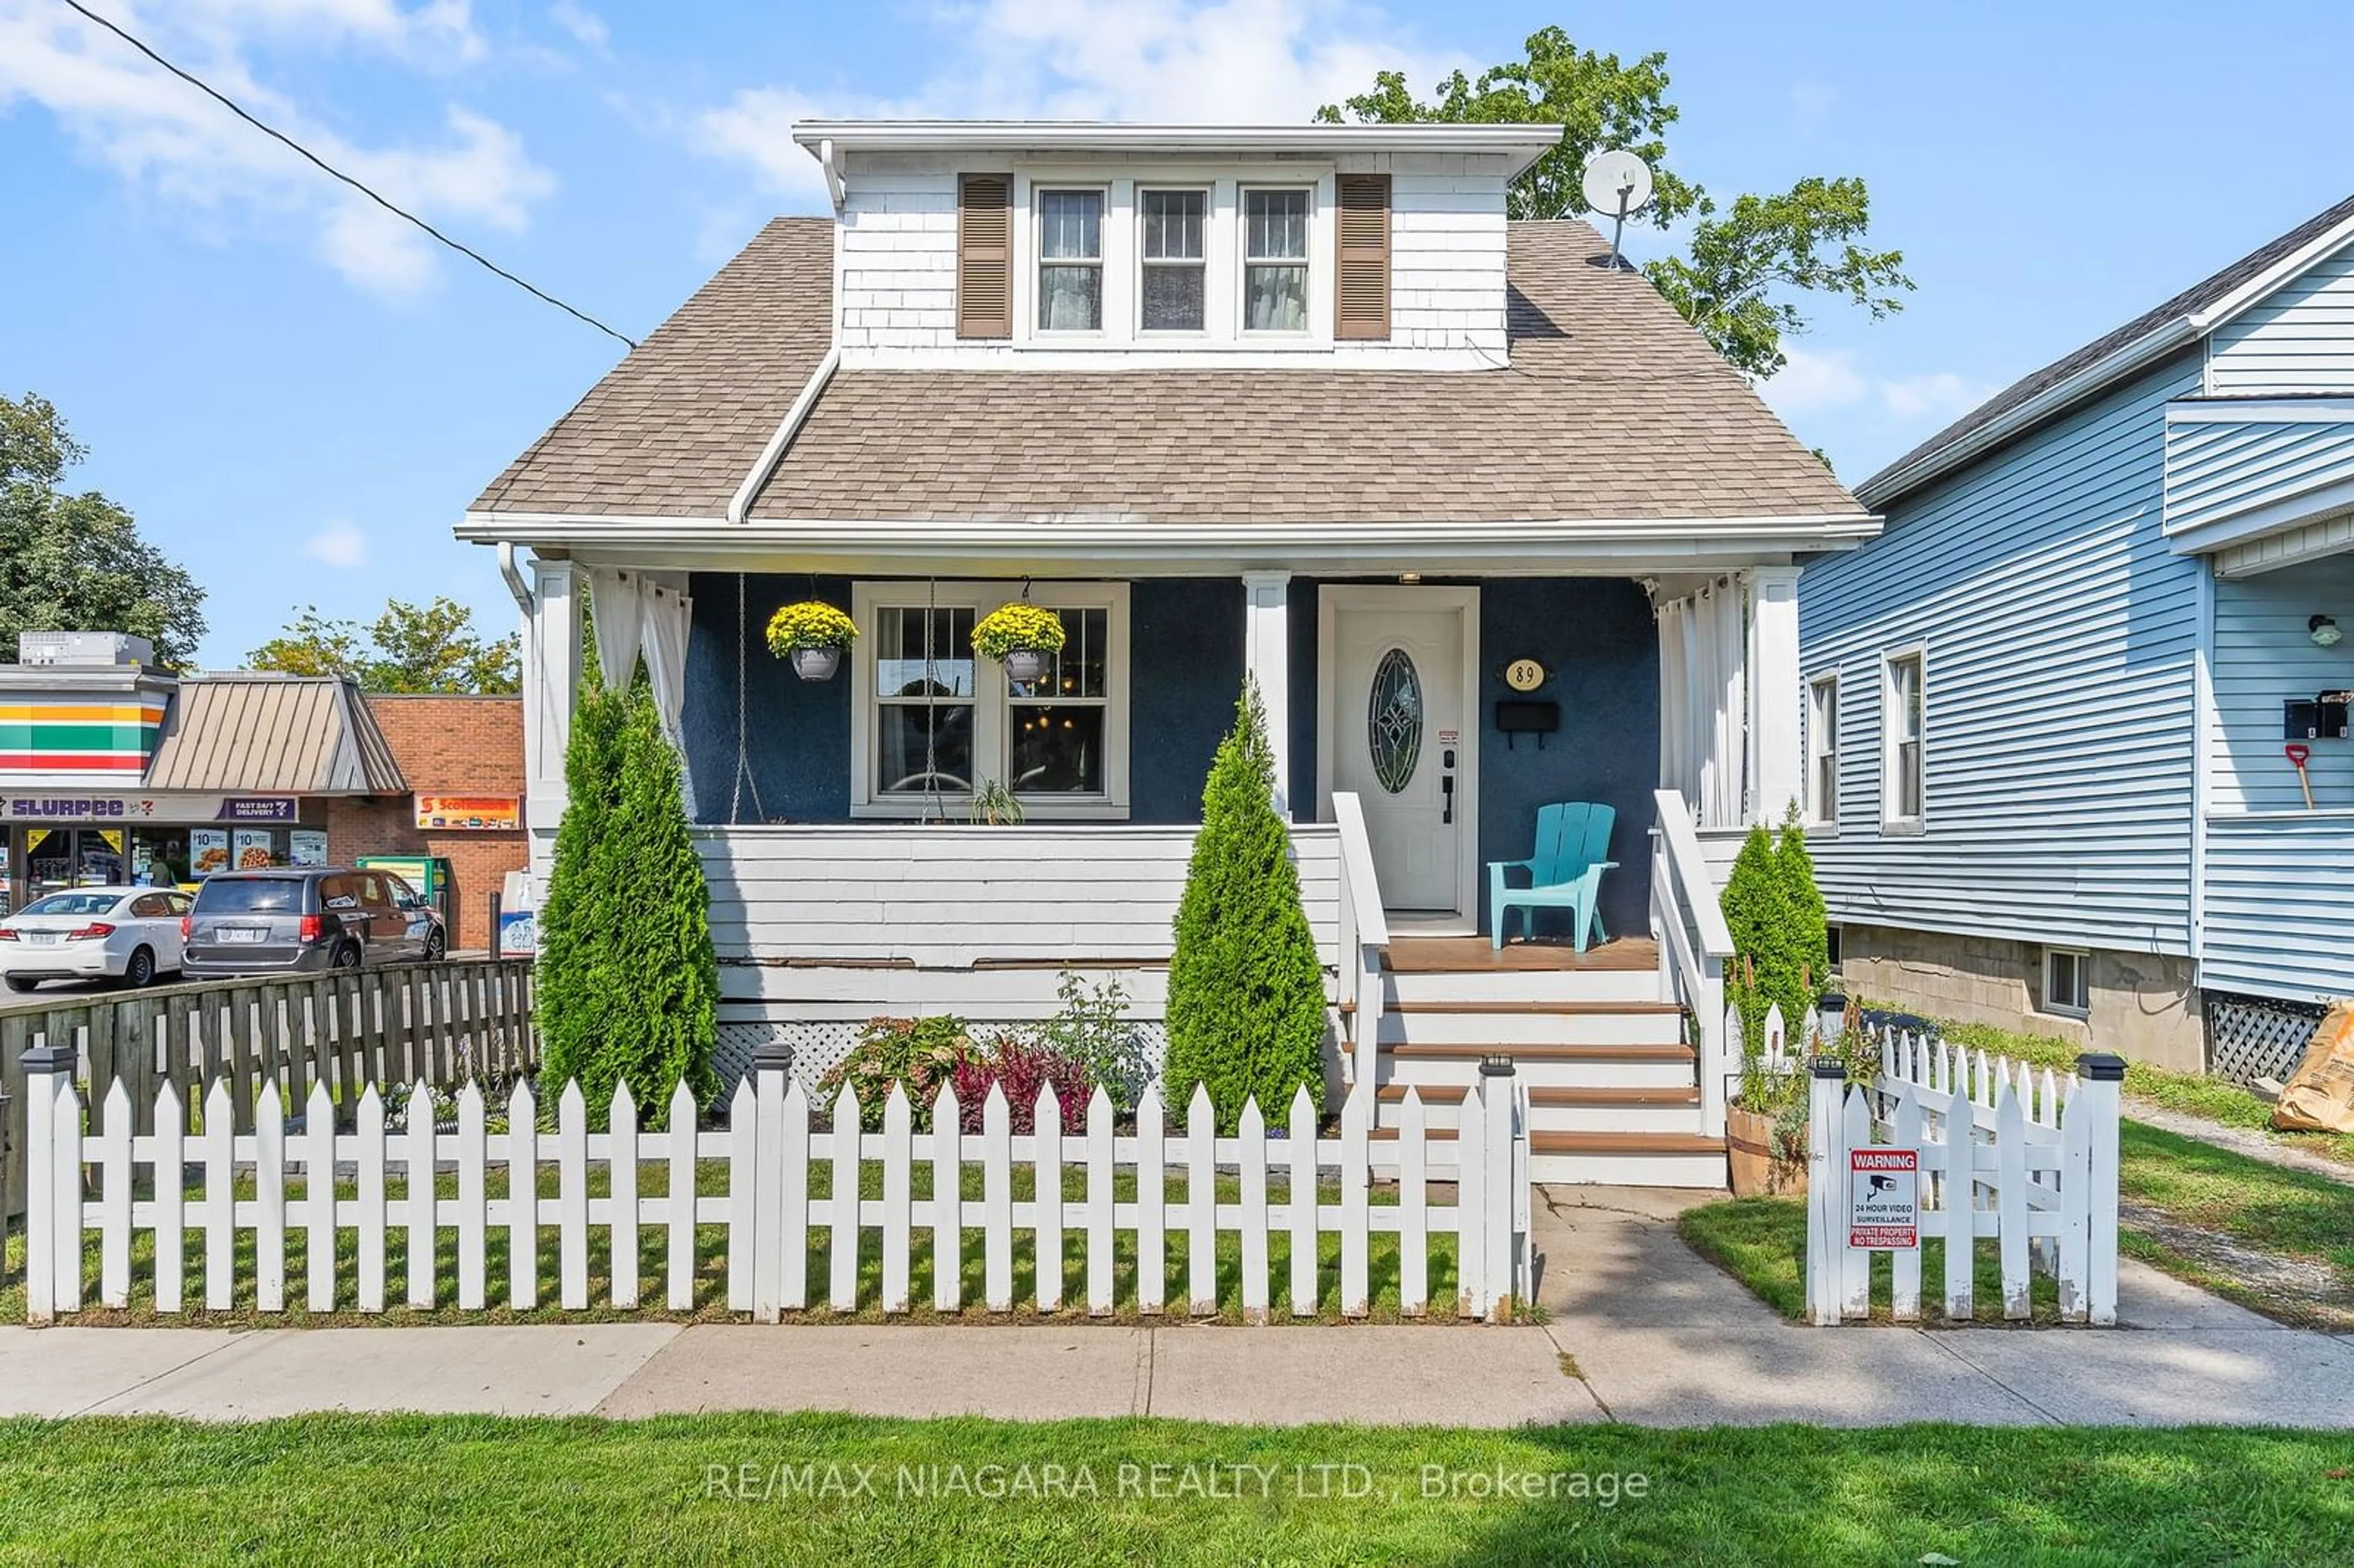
xmin=332 ymin=695 xmax=527 ymax=951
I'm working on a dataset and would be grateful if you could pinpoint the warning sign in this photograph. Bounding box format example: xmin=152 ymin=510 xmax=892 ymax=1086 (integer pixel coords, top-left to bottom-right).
xmin=1848 ymin=1148 xmax=1919 ymax=1249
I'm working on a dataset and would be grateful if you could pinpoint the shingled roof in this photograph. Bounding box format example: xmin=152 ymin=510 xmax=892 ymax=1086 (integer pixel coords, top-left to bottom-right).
xmin=472 ymin=216 xmax=1864 ymax=527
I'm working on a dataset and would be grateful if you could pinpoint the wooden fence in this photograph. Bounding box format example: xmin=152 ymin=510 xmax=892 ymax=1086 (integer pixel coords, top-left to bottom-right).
xmin=1799 ymin=1022 xmax=2122 ymax=1326
xmin=2 ymin=959 xmax=536 ymax=1220
xmin=19 ymin=1049 xmax=1534 ymax=1326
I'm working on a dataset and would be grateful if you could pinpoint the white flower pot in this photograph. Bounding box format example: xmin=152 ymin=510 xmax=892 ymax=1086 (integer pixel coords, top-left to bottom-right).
xmin=791 ymin=646 xmax=842 ymax=681
xmin=1002 ymin=649 xmax=1047 ymax=682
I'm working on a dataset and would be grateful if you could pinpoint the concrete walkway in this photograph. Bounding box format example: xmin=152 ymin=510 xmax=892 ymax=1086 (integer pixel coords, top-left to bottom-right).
xmin=2 ymin=1187 xmax=2348 ymax=1428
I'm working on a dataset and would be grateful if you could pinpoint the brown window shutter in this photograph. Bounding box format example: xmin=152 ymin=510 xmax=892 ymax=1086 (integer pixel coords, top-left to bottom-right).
xmin=957 ymin=173 xmax=1013 ymax=340
xmin=1335 ymin=173 xmax=1391 ymax=341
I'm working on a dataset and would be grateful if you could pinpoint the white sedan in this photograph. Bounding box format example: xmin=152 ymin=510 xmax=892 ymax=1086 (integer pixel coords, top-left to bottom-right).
xmin=0 ymin=886 xmax=192 ymax=993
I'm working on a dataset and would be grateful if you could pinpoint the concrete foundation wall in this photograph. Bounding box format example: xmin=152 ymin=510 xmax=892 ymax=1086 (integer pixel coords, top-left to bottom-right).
xmin=1837 ymin=921 xmax=2206 ymax=1073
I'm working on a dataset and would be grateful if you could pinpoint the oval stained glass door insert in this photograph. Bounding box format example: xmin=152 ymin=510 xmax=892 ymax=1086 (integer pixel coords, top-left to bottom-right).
xmin=1366 ymin=647 xmax=1423 ymax=794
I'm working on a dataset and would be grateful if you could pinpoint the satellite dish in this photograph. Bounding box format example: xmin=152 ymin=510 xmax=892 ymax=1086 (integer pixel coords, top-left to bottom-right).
xmin=1580 ymin=150 xmax=1654 ymax=270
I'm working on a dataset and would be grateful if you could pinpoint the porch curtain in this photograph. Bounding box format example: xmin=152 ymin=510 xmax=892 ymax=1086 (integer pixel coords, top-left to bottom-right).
xmin=639 ymin=574 xmax=692 ymax=750
xmin=1655 ymin=577 xmax=1748 ymax=829
xmin=587 ymin=566 xmax=643 ymax=692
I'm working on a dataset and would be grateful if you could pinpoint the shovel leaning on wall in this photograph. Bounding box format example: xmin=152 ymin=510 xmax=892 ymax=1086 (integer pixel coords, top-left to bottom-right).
xmin=2286 ymin=743 xmax=2316 ymax=809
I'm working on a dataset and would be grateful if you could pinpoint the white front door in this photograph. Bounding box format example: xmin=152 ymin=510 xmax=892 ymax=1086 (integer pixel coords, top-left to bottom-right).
xmin=1321 ymin=587 xmax=1478 ymax=916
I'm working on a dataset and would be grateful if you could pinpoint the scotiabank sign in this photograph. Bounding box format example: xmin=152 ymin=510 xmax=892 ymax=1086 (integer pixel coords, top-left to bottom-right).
xmin=1 ymin=794 xmax=299 ymax=823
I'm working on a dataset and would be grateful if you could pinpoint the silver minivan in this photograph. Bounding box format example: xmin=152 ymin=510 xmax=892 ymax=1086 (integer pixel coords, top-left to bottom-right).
xmin=181 ymin=868 xmax=447 ymax=979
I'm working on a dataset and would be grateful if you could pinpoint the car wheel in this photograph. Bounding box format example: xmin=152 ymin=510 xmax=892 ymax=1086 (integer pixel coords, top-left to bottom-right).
xmin=424 ymin=930 xmax=446 ymax=964
xmin=124 ymin=946 xmax=156 ymax=988
xmin=333 ymin=943 xmax=362 ymax=970
xmin=4 ymin=976 xmax=36 ymax=994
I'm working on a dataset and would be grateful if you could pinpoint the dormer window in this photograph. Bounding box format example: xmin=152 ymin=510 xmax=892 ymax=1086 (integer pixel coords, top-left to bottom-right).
xmin=1037 ymin=188 xmax=1104 ymax=332
xmin=1138 ymin=188 xmax=1207 ymax=333
xmin=1243 ymin=188 xmax=1311 ymax=333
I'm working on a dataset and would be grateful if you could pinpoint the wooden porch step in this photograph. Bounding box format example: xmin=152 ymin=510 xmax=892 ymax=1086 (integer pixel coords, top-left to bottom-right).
xmin=1375 ymin=1083 xmax=1698 ymax=1107
xmin=1379 ymin=1041 xmax=1696 ymax=1064
xmin=1369 ymin=1127 xmax=1726 ymax=1155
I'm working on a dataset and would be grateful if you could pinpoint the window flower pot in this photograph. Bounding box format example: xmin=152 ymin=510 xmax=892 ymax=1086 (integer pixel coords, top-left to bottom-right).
xmin=790 ymin=646 xmax=842 ymax=682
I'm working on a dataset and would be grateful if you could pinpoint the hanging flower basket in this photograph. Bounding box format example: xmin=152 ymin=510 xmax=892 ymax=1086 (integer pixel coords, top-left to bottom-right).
xmin=764 ymin=601 xmax=858 ymax=681
xmin=972 ymin=603 xmax=1065 ymax=683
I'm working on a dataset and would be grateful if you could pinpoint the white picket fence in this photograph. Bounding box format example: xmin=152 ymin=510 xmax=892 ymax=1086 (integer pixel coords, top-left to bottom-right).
xmin=1794 ymin=1021 xmax=2123 ymax=1326
xmin=18 ymin=1046 xmax=1534 ymax=1326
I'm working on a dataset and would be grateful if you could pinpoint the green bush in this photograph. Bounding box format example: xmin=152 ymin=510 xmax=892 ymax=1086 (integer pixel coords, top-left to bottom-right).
xmin=817 ymin=1016 xmax=977 ymax=1132
xmin=1720 ymin=805 xmax=1829 ymax=1080
xmin=1163 ymin=679 xmax=1328 ymax=1133
xmin=535 ymin=685 xmax=719 ymax=1125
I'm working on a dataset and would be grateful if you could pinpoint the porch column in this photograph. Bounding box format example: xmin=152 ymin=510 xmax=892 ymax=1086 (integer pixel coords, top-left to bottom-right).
xmin=1745 ymin=565 xmax=1803 ymax=824
xmin=522 ymin=554 xmax=581 ymax=888
xmin=1241 ymin=571 xmax=1292 ymax=814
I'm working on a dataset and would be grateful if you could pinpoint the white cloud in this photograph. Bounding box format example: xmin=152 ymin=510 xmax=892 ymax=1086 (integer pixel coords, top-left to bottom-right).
xmin=303 ymin=519 xmax=368 ymax=567
xmin=0 ymin=0 xmax=550 ymax=298
xmin=695 ymin=0 xmax=1465 ymax=202
xmin=1761 ymin=346 xmax=1994 ymax=428
xmin=547 ymin=0 xmax=606 ymax=51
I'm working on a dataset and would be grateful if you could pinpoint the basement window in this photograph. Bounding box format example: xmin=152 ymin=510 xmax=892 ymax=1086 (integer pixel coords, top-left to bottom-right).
xmin=2042 ymin=947 xmax=2090 ymax=1019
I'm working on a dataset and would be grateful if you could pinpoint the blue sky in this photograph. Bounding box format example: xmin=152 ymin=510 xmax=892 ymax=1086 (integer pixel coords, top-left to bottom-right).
xmin=3 ymin=1 xmax=2350 ymax=667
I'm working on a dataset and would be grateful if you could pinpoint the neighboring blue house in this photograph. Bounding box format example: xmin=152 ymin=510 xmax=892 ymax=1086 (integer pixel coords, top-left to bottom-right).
xmin=1800 ymin=193 xmax=2354 ymax=1076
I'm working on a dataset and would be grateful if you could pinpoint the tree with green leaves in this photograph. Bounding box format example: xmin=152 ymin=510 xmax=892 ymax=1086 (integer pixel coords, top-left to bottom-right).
xmin=1720 ymin=811 xmax=1832 ymax=1062
xmin=0 ymin=392 xmax=207 ymax=669
xmin=1164 ymin=679 xmax=1328 ymax=1133
xmin=1319 ymin=26 xmax=1912 ymax=377
xmin=249 ymin=596 xmax=520 ymax=693
xmin=535 ymin=684 xmax=718 ymax=1123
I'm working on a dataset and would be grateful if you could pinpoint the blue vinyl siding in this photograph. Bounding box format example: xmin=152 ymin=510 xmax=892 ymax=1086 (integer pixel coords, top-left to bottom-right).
xmin=1800 ymin=353 xmax=2205 ymax=955
xmin=2164 ymin=413 xmax=2354 ymax=542
xmin=2208 ymin=240 xmax=2354 ymax=394
xmin=2200 ymin=816 xmax=2354 ymax=1002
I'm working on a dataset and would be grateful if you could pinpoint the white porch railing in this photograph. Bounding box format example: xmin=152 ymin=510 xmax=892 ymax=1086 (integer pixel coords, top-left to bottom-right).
xmin=1331 ymin=793 xmax=1388 ymax=1088
xmin=18 ymin=1049 xmax=1535 ymax=1325
xmin=1649 ymin=789 xmax=1735 ymax=1138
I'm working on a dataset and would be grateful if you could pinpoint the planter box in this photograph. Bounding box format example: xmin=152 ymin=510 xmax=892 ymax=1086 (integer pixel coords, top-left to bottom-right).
xmin=1726 ymin=1102 xmax=1806 ymax=1198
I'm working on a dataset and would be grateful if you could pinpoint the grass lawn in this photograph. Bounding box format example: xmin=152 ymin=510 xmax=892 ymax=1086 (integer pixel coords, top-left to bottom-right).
xmin=1674 ymin=1197 xmax=2063 ymax=1323
xmin=0 ymin=1413 xmax=2347 ymax=1566
xmin=0 ymin=1163 xmax=1466 ymax=1329
xmin=1933 ymin=1018 xmax=2354 ymax=1171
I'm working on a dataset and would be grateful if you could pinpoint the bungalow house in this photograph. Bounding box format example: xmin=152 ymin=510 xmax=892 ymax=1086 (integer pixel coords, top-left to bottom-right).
xmin=1799 ymin=192 xmax=2354 ymax=1081
xmin=460 ymin=120 xmax=1877 ymax=1183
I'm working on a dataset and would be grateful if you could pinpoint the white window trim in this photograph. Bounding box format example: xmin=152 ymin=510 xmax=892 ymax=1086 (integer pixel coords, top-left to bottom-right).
xmin=1028 ymin=181 xmax=1113 ymax=340
xmin=1135 ymin=185 xmax=1212 ymax=338
xmin=1880 ymin=645 xmax=1927 ymax=834
xmin=2041 ymin=946 xmax=2091 ymax=1019
xmin=848 ymin=580 xmax=1132 ymax=821
xmin=1011 ymin=164 xmax=1334 ymax=351
xmin=1807 ymin=671 xmax=1840 ymax=832
xmin=1238 ymin=182 xmax=1319 ymax=338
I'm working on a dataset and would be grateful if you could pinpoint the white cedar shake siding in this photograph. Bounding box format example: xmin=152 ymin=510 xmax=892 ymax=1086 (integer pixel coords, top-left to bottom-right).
xmin=836 ymin=150 xmax=1505 ymax=359
xmin=2207 ymin=241 xmax=2354 ymax=393
xmin=1800 ymin=354 xmax=2206 ymax=957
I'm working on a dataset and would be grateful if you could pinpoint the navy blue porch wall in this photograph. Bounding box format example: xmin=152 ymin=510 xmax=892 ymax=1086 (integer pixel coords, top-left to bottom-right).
xmin=680 ymin=574 xmax=1242 ymax=824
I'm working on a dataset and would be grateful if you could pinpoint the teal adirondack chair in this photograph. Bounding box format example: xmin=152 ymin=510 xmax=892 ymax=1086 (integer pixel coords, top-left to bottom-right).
xmin=1487 ymin=802 xmax=1617 ymax=951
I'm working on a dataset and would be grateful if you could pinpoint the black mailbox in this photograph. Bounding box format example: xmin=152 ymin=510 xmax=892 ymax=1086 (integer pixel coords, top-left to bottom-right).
xmin=1495 ymin=699 xmax=1561 ymax=750
xmin=2287 ymin=699 xmax=2322 ymax=740
xmin=2322 ymin=691 xmax=2353 ymax=740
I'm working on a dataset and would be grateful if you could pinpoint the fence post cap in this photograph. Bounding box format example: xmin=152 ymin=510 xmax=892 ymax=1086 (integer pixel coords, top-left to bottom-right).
xmin=1476 ymin=1052 xmax=1515 ymax=1078
xmin=18 ymin=1042 xmax=75 ymax=1075
xmin=2075 ymin=1052 xmax=2128 ymax=1082
xmin=1808 ymin=1056 xmax=1846 ymax=1079
xmin=751 ymin=1041 xmax=796 ymax=1073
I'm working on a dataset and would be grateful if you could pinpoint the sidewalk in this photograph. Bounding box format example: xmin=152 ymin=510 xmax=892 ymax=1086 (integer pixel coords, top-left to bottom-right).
xmin=2 ymin=1189 xmax=2348 ymax=1428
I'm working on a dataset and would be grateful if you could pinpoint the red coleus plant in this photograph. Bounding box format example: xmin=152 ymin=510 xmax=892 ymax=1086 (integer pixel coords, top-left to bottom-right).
xmin=952 ymin=1033 xmax=1094 ymax=1137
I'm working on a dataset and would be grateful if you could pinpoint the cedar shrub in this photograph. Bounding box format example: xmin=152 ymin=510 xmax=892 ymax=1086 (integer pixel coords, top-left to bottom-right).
xmin=1163 ymin=679 xmax=1328 ymax=1134
xmin=536 ymin=683 xmax=718 ymax=1125
xmin=1720 ymin=808 xmax=1830 ymax=1074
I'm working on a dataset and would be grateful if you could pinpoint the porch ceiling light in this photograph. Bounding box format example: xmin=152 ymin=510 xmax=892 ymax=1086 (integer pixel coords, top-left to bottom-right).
xmin=2313 ymin=615 xmax=2343 ymax=648
xmin=1397 ymin=572 xmax=1422 ymax=585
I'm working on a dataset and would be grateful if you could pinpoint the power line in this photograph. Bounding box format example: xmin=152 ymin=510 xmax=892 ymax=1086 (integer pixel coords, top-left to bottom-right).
xmin=59 ymin=0 xmax=638 ymax=349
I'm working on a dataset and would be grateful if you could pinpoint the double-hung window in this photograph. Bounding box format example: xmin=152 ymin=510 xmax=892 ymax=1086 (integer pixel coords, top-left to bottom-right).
xmin=1807 ymin=674 xmax=1840 ymax=828
xmin=852 ymin=583 xmax=1130 ymax=817
xmin=1883 ymin=650 xmax=1925 ymax=828
xmin=1241 ymin=187 xmax=1311 ymax=332
xmin=1036 ymin=188 xmax=1104 ymax=332
xmin=1138 ymin=188 xmax=1206 ymax=332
